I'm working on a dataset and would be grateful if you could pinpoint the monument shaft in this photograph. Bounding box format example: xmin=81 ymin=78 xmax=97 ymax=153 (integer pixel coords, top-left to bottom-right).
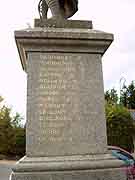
xmin=27 ymin=52 xmax=107 ymax=157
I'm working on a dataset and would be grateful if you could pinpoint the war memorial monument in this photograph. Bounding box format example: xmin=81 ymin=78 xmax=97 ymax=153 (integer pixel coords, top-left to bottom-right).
xmin=10 ymin=0 xmax=127 ymax=179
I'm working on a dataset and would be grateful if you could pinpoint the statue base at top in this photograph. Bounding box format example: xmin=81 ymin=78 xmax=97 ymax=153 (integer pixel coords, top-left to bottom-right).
xmin=34 ymin=19 xmax=93 ymax=29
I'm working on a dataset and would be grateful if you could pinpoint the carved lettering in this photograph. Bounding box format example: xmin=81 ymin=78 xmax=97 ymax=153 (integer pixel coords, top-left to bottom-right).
xmin=34 ymin=53 xmax=82 ymax=143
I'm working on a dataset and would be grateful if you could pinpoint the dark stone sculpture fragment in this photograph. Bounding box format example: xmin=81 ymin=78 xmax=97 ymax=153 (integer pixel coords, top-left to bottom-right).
xmin=38 ymin=0 xmax=78 ymax=19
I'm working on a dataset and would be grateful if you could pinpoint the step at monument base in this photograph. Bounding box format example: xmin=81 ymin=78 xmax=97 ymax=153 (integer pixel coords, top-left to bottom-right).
xmin=11 ymin=154 xmax=127 ymax=180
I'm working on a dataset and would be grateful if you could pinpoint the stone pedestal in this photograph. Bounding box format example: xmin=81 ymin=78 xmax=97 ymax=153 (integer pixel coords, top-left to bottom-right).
xmin=10 ymin=21 xmax=127 ymax=180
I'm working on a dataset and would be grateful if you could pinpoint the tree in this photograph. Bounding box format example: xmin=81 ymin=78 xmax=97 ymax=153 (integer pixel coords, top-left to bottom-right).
xmin=127 ymin=82 xmax=135 ymax=109
xmin=0 ymin=97 xmax=25 ymax=157
xmin=13 ymin=127 xmax=26 ymax=156
xmin=106 ymin=104 xmax=135 ymax=152
xmin=105 ymin=88 xmax=118 ymax=105
xmin=0 ymin=106 xmax=15 ymax=155
xmin=120 ymin=81 xmax=135 ymax=109
xmin=12 ymin=113 xmax=24 ymax=128
xmin=120 ymin=85 xmax=128 ymax=107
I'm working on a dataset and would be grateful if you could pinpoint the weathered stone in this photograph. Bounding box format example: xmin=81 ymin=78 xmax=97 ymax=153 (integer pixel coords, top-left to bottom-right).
xmin=34 ymin=19 xmax=93 ymax=29
xmin=10 ymin=21 xmax=127 ymax=180
xmin=26 ymin=52 xmax=107 ymax=157
xmin=11 ymin=155 xmax=127 ymax=180
xmin=14 ymin=26 xmax=113 ymax=71
xmin=11 ymin=155 xmax=126 ymax=180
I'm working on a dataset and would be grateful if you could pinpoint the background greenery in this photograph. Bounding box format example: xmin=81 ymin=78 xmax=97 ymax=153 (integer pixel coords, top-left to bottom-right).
xmin=0 ymin=97 xmax=25 ymax=159
xmin=105 ymin=81 xmax=135 ymax=152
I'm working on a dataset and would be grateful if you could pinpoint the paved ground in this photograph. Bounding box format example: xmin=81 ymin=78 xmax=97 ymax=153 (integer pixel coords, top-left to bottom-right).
xmin=0 ymin=161 xmax=16 ymax=180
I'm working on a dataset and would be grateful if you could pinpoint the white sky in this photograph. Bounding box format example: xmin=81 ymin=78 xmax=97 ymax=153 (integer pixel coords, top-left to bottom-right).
xmin=0 ymin=0 xmax=135 ymax=119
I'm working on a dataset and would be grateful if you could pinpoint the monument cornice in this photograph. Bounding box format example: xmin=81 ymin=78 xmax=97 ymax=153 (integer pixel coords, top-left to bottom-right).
xmin=15 ymin=27 xmax=113 ymax=72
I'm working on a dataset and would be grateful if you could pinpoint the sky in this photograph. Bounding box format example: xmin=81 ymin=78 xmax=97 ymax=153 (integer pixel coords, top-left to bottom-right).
xmin=0 ymin=0 xmax=135 ymax=119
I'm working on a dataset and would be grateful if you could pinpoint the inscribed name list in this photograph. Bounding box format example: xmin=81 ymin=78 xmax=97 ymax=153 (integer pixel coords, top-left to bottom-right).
xmin=28 ymin=52 xmax=106 ymax=156
xmin=38 ymin=54 xmax=80 ymax=143
xmin=31 ymin=53 xmax=102 ymax=142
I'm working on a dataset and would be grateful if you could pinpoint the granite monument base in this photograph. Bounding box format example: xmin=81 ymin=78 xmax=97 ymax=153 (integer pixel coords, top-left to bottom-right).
xmin=11 ymin=154 xmax=126 ymax=180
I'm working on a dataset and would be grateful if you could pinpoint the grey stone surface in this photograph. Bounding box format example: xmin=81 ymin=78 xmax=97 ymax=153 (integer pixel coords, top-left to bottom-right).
xmin=10 ymin=23 xmax=126 ymax=180
xmin=11 ymin=154 xmax=127 ymax=180
xmin=26 ymin=52 xmax=107 ymax=157
xmin=34 ymin=19 xmax=93 ymax=29
xmin=15 ymin=26 xmax=113 ymax=72
xmin=12 ymin=154 xmax=126 ymax=172
xmin=11 ymin=167 xmax=126 ymax=180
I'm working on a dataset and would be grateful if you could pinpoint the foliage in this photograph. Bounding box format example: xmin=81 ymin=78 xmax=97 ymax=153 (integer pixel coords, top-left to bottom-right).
xmin=12 ymin=127 xmax=26 ymax=156
xmin=105 ymin=88 xmax=118 ymax=105
xmin=120 ymin=81 xmax=135 ymax=109
xmin=104 ymin=83 xmax=135 ymax=152
xmin=0 ymin=106 xmax=14 ymax=155
xmin=0 ymin=96 xmax=3 ymax=103
xmin=0 ymin=96 xmax=25 ymax=157
xmin=106 ymin=104 xmax=135 ymax=152
xmin=12 ymin=113 xmax=24 ymax=128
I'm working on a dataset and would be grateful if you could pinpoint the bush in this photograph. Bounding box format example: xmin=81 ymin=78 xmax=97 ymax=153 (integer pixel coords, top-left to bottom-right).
xmin=13 ymin=127 xmax=26 ymax=156
xmin=0 ymin=99 xmax=25 ymax=157
xmin=106 ymin=104 xmax=135 ymax=152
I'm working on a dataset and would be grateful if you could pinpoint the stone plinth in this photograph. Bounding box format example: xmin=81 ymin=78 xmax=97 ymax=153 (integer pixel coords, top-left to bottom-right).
xmin=10 ymin=21 xmax=127 ymax=180
xmin=34 ymin=19 xmax=93 ymax=29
